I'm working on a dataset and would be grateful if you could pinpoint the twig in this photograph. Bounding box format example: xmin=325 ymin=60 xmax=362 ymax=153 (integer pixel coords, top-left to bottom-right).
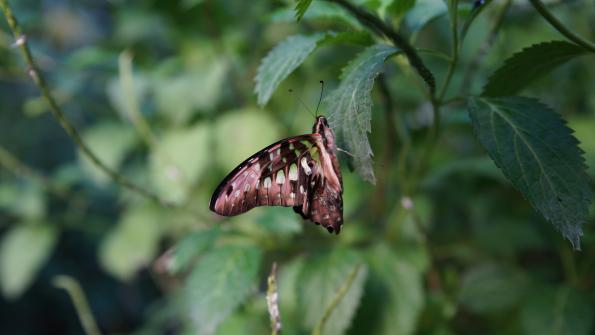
xmin=53 ymin=276 xmax=102 ymax=335
xmin=460 ymin=0 xmax=512 ymax=94
xmin=0 ymin=0 xmax=173 ymax=208
xmin=266 ymin=262 xmax=282 ymax=335
xmin=312 ymin=264 xmax=363 ymax=335
xmin=528 ymin=0 xmax=595 ymax=52
xmin=325 ymin=0 xmax=436 ymax=96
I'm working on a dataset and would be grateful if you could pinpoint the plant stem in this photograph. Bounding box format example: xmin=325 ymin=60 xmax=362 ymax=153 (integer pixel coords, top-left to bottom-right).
xmin=312 ymin=264 xmax=363 ymax=335
xmin=266 ymin=262 xmax=282 ymax=335
xmin=438 ymin=0 xmax=460 ymax=101
xmin=326 ymin=0 xmax=436 ymax=96
xmin=528 ymin=0 xmax=595 ymax=52
xmin=53 ymin=276 xmax=102 ymax=335
xmin=460 ymin=0 xmax=512 ymax=94
xmin=0 ymin=0 xmax=173 ymax=208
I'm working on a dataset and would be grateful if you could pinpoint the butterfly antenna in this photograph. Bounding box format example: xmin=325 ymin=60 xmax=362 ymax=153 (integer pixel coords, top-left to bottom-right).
xmin=288 ymin=89 xmax=315 ymax=118
xmin=315 ymin=80 xmax=324 ymax=117
xmin=337 ymin=147 xmax=355 ymax=158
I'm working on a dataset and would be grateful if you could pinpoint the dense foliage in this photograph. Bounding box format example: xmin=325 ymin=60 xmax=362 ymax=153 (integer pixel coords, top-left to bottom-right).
xmin=1 ymin=0 xmax=594 ymax=334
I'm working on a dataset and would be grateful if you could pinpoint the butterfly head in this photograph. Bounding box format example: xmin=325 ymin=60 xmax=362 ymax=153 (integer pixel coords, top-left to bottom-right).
xmin=313 ymin=116 xmax=329 ymax=133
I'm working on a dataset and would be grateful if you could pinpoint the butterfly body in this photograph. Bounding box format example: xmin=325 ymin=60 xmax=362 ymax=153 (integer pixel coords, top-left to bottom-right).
xmin=209 ymin=116 xmax=343 ymax=233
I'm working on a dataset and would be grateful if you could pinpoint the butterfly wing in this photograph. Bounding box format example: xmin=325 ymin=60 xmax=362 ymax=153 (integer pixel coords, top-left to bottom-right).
xmin=209 ymin=134 xmax=324 ymax=216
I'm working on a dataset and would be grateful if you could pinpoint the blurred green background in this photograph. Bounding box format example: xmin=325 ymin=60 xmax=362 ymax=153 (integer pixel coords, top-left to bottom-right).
xmin=1 ymin=0 xmax=594 ymax=334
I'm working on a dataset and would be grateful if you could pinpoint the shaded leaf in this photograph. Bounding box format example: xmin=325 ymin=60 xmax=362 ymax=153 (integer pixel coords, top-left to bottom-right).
xmin=166 ymin=227 xmax=221 ymax=274
xmin=363 ymin=243 xmax=425 ymax=335
xmin=381 ymin=0 xmax=417 ymax=19
xmin=402 ymin=0 xmax=447 ymax=33
xmin=295 ymin=0 xmax=313 ymax=21
xmin=521 ymin=285 xmax=594 ymax=335
xmin=318 ymin=31 xmax=374 ymax=47
xmin=0 ymin=181 xmax=46 ymax=220
xmin=468 ymin=96 xmax=592 ymax=249
xmin=0 ymin=224 xmax=58 ymax=299
xmin=185 ymin=245 xmax=262 ymax=335
xmin=326 ymin=44 xmax=399 ymax=184
xmin=99 ymin=204 xmax=162 ymax=281
xmin=255 ymin=34 xmax=325 ymax=106
xmin=458 ymin=263 xmax=526 ymax=314
xmin=299 ymin=248 xmax=367 ymax=335
xmin=482 ymin=41 xmax=587 ymax=97
xmin=150 ymin=123 xmax=211 ymax=203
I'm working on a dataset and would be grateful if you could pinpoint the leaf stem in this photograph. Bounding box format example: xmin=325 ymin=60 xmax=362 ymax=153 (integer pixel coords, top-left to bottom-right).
xmin=438 ymin=0 xmax=460 ymax=101
xmin=312 ymin=264 xmax=363 ymax=335
xmin=528 ymin=0 xmax=595 ymax=52
xmin=53 ymin=276 xmax=102 ymax=335
xmin=325 ymin=0 xmax=436 ymax=96
xmin=0 ymin=1 xmax=174 ymax=208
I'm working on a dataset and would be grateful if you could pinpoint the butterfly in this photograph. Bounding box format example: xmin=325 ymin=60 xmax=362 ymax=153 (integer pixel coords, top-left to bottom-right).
xmin=209 ymin=116 xmax=343 ymax=233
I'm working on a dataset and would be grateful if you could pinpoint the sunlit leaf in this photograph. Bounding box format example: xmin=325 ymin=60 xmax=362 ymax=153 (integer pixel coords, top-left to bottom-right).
xmin=0 ymin=224 xmax=58 ymax=299
xmin=214 ymin=109 xmax=281 ymax=172
xmin=326 ymin=44 xmax=399 ymax=184
xmin=0 ymin=181 xmax=46 ymax=220
xmin=521 ymin=285 xmax=594 ymax=335
xmin=185 ymin=245 xmax=262 ymax=335
xmin=79 ymin=122 xmax=138 ymax=185
xmin=482 ymin=41 xmax=587 ymax=97
xmin=255 ymin=34 xmax=325 ymax=106
xmin=271 ymin=2 xmax=360 ymax=27
xmin=402 ymin=0 xmax=447 ymax=33
xmin=468 ymin=96 xmax=592 ymax=249
xmin=458 ymin=263 xmax=526 ymax=314
xmin=294 ymin=0 xmax=313 ymax=21
xmin=150 ymin=123 xmax=211 ymax=203
xmin=299 ymin=248 xmax=367 ymax=335
xmin=99 ymin=204 xmax=162 ymax=281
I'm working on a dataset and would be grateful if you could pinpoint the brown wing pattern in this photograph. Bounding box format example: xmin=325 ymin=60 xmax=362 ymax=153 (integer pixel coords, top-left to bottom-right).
xmin=209 ymin=134 xmax=322 ymax=216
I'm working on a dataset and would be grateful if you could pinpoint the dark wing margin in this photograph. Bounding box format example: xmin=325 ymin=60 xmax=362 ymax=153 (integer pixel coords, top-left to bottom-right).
xmin=209 ymin=134 xmax=322 ymax=216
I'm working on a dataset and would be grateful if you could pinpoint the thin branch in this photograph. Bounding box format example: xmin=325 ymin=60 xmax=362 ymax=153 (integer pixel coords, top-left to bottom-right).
xmin=0 ymin=1 xmax=173 ymax=208
xmin=53 ymin=276 xmax=102 ymax=335
xmin=312 ymin=264 xmax=363 ymax=335
xmin=325 ymin=0 xmax=436 ymax=96
xmin=528 ymin=0 xmax=595 ymax=52
xmin=438 ymin=0 xmax=460 ymax=101
xmin=266 ymin=262 xmax=282 ymax=335
xmin=460 ymin=0 xmax=512 ymax=94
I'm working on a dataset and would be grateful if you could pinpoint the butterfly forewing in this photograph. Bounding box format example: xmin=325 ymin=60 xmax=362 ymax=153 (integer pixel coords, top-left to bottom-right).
xmin=210 ymin=134 xmax=321 ymax=216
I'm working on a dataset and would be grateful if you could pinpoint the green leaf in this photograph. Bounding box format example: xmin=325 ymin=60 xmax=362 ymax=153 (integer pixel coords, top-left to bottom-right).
xmin=99 ymin=204 xmax=163 ymax=281
xmin=214 ymin=109 xmax=281 ymax=172
xmin=0 ymin=181 xmax=46 ymax=220
xmin=184 ymin=245 xmax=262 ymax=335
xmin=294 ymin=0 xmax=314 ymax=21
xmin=0 ymin=224 xmax=58 ymax=299
xmin=458 ymin=263 xmax=526 ymax=314
xmin=482 ymin=41 xmax=587 ymax=97
xmin=150 ymin=123 xmax=211 ymax=203
xmin=326 ymin=44 xmax=399 ymax=184
xmin=299 ymin=248 xmax=367 ymax=335
xmin=166 ymin=227 xmax=221 ymax=274
xmin=318 ymin=31 xmax=374 ymax=47
xmin=255 ymin=34 xmax=325 ymax=107
xmin=520 ymin=285 xmax=594 ymax=335
xmin=78 ymin=121 xmax=138 ymax=185
xmin=468 ymin=97 xmax=592 ymax=249
xmin=271 ymin=2 xmax=360 ymax=27
xmin=402 ymin=0 xmax=447 ymax=33
xmin=381 ymin=0 xmax=416 ymax=19
xmin=363 ymin=243 xmax=425 ymax=335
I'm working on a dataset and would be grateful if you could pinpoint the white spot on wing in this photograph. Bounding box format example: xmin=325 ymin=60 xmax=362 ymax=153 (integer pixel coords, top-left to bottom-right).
xmin=264 ymin=177 xmax=272 ymax=188
xmin=300 ymin=185 xmax=305 ymax=194
xmin=244 ymin=184 xmax=251 ymax=192
xmin=288 ymin=164 xmax=298 ymax=180
xmin=235 ymin=190 xmax=240 ymax=198
xmin=276 ymin=170 xmax=285 ymax=184
xmin=254 ymin=163 xmax=260 ymax=171
xmin=301 ymin=157 xmax=312 ymax=175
